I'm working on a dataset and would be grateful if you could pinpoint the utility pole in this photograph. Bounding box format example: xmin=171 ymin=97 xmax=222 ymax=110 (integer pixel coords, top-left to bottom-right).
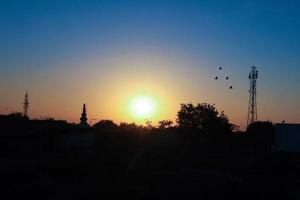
xmin=23 ymin=91 xmax=29 ymax=118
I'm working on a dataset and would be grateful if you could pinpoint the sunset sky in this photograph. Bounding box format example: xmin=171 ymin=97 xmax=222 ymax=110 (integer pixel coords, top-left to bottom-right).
xmin=0 ymin=0 xmax=299 ymax=129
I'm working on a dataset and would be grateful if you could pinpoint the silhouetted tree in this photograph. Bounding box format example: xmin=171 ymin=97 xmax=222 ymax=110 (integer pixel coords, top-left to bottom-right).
xmin=177 ymin=103 xmax=235 ymax=135
xmin=158 ymin=120 xmax=173 ymax=129
xmin=7 ymin=112 xmax=26 ymax=120
xmin=120 ymin=122 xmax=138 ymax=130
xmin=145 ymin=120 xmax=153 ymax=129
xmin=93 ymin=120 xmax=118 ymax=130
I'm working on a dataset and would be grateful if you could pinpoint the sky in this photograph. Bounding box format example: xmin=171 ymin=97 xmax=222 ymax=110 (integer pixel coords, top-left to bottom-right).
xmin=0 ymin=0 xmax=299 ymax=129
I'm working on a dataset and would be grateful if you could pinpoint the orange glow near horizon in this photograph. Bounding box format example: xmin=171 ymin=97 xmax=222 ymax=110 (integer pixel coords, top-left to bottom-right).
xmin=1 ymin=2 xmax=300 ymax=132
xmin=1 ymin=51 xmax=299 ymax=131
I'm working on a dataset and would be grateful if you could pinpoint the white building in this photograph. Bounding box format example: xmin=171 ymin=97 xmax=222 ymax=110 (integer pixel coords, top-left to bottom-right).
xmin=275 ymin=123 xmax=300 ymax=153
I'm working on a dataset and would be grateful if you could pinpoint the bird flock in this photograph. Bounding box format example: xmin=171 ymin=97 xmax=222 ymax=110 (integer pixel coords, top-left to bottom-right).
xmin=214 ymin=67 xmax=233 ymax=89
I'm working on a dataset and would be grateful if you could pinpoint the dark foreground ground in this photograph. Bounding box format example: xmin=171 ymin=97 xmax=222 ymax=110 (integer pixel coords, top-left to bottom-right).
xmin=1 ymin=139 xmax=300 ymax=200
xmin=0 ymin=120 xmax=299 ymax=200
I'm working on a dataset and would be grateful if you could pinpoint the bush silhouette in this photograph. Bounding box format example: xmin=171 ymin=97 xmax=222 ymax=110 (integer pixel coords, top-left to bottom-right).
xmin=7 ymin=112 xmax=26 ymax=120
xmin=246 ymin=121 xmax=275 ymax=146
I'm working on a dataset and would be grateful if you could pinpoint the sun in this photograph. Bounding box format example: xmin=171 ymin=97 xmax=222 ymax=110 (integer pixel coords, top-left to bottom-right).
xmin=129 ymin=96 xmax=157 ymax=119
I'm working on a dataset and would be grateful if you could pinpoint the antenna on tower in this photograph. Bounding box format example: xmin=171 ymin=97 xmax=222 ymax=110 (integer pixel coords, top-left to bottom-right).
xmin=247 ymin=66 xmax=258 ymax=126
xmin=23 ymin=91 xmax=29 ymax=119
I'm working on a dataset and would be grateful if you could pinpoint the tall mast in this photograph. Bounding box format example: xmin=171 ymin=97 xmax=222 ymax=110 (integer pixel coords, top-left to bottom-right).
xmin=247 ymin=66 xmax=258 ymax=126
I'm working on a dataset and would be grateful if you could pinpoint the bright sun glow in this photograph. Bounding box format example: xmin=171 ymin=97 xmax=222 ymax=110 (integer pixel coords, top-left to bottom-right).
xmin=129 ymin=96 xmax=157 ymax=119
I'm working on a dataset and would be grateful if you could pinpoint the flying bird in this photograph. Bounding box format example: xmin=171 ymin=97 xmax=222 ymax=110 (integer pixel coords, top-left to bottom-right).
xmin=229 ymin=86 xmax=233 ymax=89
xmin=219 ymin=67 xmax=222 ymax=70
xmin=215 ymin=76 xmax=218 ymax=80
xmin=226 ymin=76 xmax=229 ymax=80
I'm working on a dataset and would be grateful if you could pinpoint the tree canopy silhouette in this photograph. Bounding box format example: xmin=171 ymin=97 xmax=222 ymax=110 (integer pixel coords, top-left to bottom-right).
xmin=93 ymin=120 xmax=118 ymax=130
xmin=158 ymin=120 xmax=173 ymax=129
xmin=6 ymin=112 xmax=26 ymax=120
xmin=119 ymin=122 xmax=138 ymax=130
xmin=177 ymin=103 xmax=235 ymax=135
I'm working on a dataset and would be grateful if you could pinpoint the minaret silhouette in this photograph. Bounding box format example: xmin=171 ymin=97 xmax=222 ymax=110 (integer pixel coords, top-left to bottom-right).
xmin=79 ymin=104 xmax=89 ymax=127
